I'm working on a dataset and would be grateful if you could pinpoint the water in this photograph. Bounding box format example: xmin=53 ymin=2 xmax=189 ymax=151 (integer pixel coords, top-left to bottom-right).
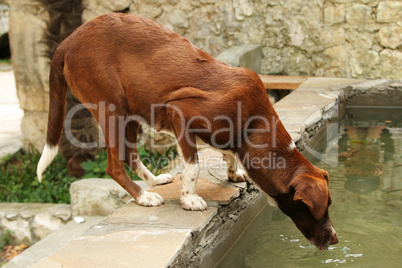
xmin=219 ymin=108 xmax=402 ymax=267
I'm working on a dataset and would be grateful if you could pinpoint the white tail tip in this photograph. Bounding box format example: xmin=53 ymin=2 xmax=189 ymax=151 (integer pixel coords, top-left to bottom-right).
xmin=37 ymin=144 xmax=58 ymax=183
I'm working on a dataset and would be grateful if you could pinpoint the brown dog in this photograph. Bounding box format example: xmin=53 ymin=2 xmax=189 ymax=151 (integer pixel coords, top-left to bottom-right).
xmin=37 ymin=13 xmax=337 ymax=248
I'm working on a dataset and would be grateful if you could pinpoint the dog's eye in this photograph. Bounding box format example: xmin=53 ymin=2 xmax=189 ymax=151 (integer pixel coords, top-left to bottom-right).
xmin=322 ymin=172 xmax=329 ymax=182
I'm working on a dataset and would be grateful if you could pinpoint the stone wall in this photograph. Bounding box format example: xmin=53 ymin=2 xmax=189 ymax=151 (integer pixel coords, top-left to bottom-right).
xmin=5 ymin=0 xmax=402 ymax=150
xmin=83 ymin=0 xmax=402 ymax=79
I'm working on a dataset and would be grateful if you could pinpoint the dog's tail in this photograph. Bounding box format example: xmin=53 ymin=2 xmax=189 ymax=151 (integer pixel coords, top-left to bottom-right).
xmin=37 ymin=48 xmax=67 ymax=183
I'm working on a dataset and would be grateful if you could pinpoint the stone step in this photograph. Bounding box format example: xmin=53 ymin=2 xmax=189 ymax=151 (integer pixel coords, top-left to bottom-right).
xmin=4 ymin=216 xmax=104 ymax=268
xmin=29 ymin=187 xmax=265 ymax=268
xmin=32 ymin=201 xmax=218 ymax=268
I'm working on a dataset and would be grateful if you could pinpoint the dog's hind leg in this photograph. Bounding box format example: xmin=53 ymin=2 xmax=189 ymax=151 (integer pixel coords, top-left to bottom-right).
xmin=221 ymin=151 xmax=248 ymax=182
xmin=124 ymin=119 xmax=174 ymax=187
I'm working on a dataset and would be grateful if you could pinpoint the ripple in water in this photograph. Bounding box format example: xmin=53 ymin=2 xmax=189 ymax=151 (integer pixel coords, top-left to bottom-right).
xmin=221 ymin=213 xmax=401 ymax=268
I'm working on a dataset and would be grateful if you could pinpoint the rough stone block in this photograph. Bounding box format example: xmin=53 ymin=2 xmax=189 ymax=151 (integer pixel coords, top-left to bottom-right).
xmin=0 ymin=215 xmax=31 ymax=244
xmin=379 ymin=26 xmax=402 ymax=49
xmin=20 ymin=111 xmax=48 ymax=151
xmin=324 ymin=6 xmax=345 ymax=25
xmin=377 ymin=1 xmax=402 ymax=23
xmin=216 ymin=45 xmax=262 ymax=73
xmin=31 ymin=213 xmax=62 ymax=241
xmin=233 ymin=0 xmax=254 ymax=20
xmin=0 ymin=203 xmax=73 ymax=245
xmin=70 ymin=179 xmax=132 ymax=216
xmin=346 ymin=3 xmax=379 ymax=32
xmin=379 ymin=49 xmax=402 ymax=78
xmin=18 ymin=203 xmax=71 ymax=221
xmin=346 ymin=4 xmax=373 ymax=25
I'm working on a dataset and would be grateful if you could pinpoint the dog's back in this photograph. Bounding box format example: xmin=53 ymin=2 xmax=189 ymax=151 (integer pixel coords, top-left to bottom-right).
xmin=59 ymin=13 xmax=268 ymax=139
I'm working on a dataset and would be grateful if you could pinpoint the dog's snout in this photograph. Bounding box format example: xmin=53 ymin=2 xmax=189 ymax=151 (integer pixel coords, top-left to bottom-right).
xmin=330 ymin=232 xmax=338 ymax=245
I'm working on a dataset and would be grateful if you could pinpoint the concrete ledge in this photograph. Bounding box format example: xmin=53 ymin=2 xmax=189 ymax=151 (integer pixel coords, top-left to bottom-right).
xmin=275 ymin=78 xmax=402 ymax=151
xmin=33 ymin=184 xmax=266 ymax=268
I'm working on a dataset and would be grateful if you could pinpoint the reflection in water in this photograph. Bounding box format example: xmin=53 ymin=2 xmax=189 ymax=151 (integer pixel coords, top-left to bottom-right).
xmin=339 ymin=127 xmax=395 ymax=195
xmin=219 ymin=111 xmax=402 ymax=268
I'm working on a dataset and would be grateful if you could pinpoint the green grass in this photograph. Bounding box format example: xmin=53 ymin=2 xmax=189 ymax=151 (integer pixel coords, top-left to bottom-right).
xmin=0 ymin=231 xmax=12 ymax=250
xmin=0 ymin=59 xmax=11 ymax=64
xmin=0 ymin=230 xmax=12 ymax=266
xmin=0 ymin=146 xmax=176 ymax=204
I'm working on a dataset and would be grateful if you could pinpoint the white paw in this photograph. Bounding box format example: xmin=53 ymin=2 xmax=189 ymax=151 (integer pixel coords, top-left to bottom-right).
xmin=154 ymin=173 xmax=174 ymax=185
xmin=137 ymin=191 xmax=164 ymax=207
xmin=228 ymin=169 xmax=248 ymax=182
xmin=181 ymin=194 xmax=208 ymax=211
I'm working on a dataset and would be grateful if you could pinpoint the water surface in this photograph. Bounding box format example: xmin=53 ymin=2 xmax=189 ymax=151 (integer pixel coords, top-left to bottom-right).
xmin=219 ymin=108 xmax=402 ymax=267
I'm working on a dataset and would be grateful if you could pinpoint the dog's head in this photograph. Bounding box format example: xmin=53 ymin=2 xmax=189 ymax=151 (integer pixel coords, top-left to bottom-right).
xmin=276 ymin=166 xmax=338 ymax=249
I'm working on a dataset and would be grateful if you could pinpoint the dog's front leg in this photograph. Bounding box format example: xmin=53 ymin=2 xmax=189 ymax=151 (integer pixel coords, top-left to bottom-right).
xmin=168 ymin=106 xmax=207 ymax=211
xmin=124 ymin=120 xmax=174 ymax=188
xmin=180 ymin=160 xmax=207 ymax=210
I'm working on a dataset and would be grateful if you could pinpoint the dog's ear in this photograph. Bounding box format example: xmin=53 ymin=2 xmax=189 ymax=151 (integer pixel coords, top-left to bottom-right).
xmin=314 ymin=165 xmax=329 ymax=183
xmin=291 ymin=176 xmax=329 ymax=220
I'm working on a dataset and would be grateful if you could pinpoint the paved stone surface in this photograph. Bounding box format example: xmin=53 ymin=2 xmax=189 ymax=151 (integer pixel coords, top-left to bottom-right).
xmin=0 ymin=70 xmax=23 ymax=157
xmin=33 ymin=227 xmax=191 ymax=268
xmin=274 ymin=77 xmax=371 ymax=137
xmin=149 ymin=176 xmax=240 ymax=206
xmin=103 ymin=201 xmax=217 ymax=232
xmin=296 ymin=77 xmax=363 ymax=91
xmin=4 ymin=216 xmax=104 ymax=268
xmin=349 ymin=79 xmax=389 ymax=91
xmin=274 ymin=90 xmax=337 ymax=111
xmin=275 ymin=109 xmax=318 ymax=133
